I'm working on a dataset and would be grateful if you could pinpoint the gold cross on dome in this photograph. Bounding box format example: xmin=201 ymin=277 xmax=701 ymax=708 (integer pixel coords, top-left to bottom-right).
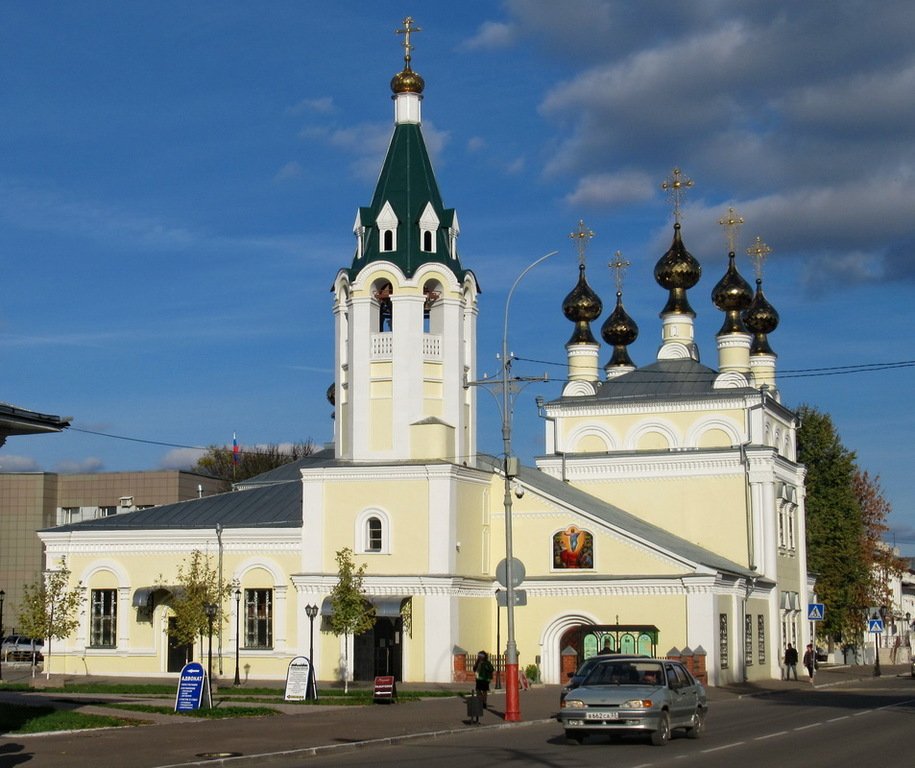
xmin=396 ymin=16 xmax=422 ymax=67
xmin=569 ymin=219 xmax=595 ymax=266
xmin=746 ymin=236 xmax=772 ymax=280
xmin=661 ymin=167 xmax=694 ymax=223
xmin=609 ymin=250 xmax=631 ymax=294
xmin=719 ymin=207 xmax=745 ymax=253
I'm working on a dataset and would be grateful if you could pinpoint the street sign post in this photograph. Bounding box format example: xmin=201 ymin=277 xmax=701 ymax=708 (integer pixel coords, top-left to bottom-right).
xmin=807 ymin=603 xmax=825 ymax=621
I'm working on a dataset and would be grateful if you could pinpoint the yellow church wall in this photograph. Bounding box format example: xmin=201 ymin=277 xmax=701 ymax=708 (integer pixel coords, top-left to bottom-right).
xmin=369 ymin=399 xmax=393 ymax=451
xmin=454 ymin=482 xmax=491 ymax=576
xmin=573 ymin=475 xmax=750 ymax=566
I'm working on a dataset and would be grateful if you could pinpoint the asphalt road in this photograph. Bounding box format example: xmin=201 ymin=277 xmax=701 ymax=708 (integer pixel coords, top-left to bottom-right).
xmin=305 ymin=677 xmax=915 ymax=768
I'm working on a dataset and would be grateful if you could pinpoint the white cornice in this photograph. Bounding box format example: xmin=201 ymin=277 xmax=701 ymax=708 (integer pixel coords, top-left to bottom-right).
xmin=300 ymin=463 xmax=491 ymax=484
xmin=537 ymin=451 xmax=743 ymax=480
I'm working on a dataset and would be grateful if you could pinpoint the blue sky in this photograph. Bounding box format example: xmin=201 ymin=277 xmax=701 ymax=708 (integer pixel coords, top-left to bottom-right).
xmin=3 ymin=2 xmax=914 ymax=550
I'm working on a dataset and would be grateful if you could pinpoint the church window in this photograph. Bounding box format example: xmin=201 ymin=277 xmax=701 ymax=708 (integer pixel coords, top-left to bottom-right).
xmin=366 ymin=517 xmax=383 ymax=552
xmin=90 ymin=589 xmax=117 ymax=648
xmin=244 ymin=589 xmax=273 ymax=649
xmin=745 ymin=614 xmax=753 ymax=665
xmin=757 ymin=615 xmax=766 ymax=663
xmin=422 ymin=229 xmax=434 ymax=252
xmin=552 ymin=526 xmax=593 ymax=569
xmin=374 ymin=281 xmax=393 ymax=332
xmin=382 ymin=229 xmax=395 ymax=252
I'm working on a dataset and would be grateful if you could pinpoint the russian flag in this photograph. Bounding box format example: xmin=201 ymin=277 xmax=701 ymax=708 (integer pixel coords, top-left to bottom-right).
xmin=233 ymin=432 xmax=239 ymax=465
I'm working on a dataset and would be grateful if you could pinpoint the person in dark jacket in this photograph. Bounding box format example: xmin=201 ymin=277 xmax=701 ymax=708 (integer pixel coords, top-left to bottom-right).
xmin=803 ymin=643 xmax=817 ymax=684
xmin=784 ymin=643 xmax=799 ymax=680
xmin=473 ymin=651 xmax=494 ymax=707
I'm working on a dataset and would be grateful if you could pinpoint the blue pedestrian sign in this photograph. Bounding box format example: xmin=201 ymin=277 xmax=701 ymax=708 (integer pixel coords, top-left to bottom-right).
xmin=807 ymin=603 xmax=825 ymax=621
xmin=868 ymin=618 xmax=884 ymax=633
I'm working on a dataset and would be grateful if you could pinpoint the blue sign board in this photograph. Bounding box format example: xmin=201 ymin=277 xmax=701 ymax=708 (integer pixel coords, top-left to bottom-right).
xmin=175 ymin=661 xmax=207 ymax=712
xmin=868 ymin=618 xmax=884 ymax=633
xmin=807 ymin=603 xmax=825 ymax=621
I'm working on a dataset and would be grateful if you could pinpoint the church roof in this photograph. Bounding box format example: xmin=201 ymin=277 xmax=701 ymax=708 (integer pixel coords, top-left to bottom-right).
xmin=587 ymin=358 xmax=751 ymax=400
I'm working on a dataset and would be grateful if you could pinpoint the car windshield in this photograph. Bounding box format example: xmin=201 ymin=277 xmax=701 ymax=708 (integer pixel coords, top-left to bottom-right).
xmin=582 ymin=660 xmax=664 ymax=687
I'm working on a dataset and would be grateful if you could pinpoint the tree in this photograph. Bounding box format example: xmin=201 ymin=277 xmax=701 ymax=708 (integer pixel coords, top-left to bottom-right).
xmin=854 ymin=470 xmax=906 ymax=611
xmin=167 ymin=550 xmax=233 ymax=658
xmin=194 ymin=440 xmax=316 ymax=484
xmin=796 ymin=405 xmax=868 ymax=646
xmin=327 ymin=547 xmax=376 ymax=693
xmin=17 ymin=559 xmax=84 ymax=679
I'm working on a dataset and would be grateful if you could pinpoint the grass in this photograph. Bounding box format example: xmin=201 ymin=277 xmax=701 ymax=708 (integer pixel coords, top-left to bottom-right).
xmin=0 ymin=702 xmax=138 ymax=734
xmin=98 ymin=702 xmax=280 ymax=718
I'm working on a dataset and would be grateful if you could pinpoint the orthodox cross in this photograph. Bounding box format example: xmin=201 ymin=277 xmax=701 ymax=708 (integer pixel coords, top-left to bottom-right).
xmin=569 ymin=219 xmax=595 ymax=266
xmin=718 ymin=207 xmax=745 ymax=254
xmin=396 ymin=16 xmax=422 ymax=67
xmin=661 ymin=167 xmax=694 ymax=223
xmin=746 ymin=236 xmax=772 ymax=281
xmin=608 ymin=250 xmax=631 ymax=294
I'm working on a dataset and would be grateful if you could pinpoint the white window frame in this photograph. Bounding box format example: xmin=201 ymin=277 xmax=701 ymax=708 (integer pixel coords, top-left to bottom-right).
xmin=355 ymin=507 xmax=391 ymax=554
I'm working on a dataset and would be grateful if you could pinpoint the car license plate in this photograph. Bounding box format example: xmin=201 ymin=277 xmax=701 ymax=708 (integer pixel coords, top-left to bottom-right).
xmin=586 ymin=711 xmax=618 ymax=720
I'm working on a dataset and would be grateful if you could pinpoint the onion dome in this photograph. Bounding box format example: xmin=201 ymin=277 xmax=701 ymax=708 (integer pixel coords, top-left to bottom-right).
xmin=391 ymin=66 xmax=425 ymax=95
xmin=326 ymin=383 xmax=335 ymax=406
xmin=654 ymin=223 xmax=701 ymax=316
xmin=743 ymin=278 xmax=779 ymax=355
xmin=601 ymin=291 xmax=639 ymax=367
xmin=711 ymin=252 xmax=753 ymax=335
xmin=563 ymin=263 xmax=603 ymax=345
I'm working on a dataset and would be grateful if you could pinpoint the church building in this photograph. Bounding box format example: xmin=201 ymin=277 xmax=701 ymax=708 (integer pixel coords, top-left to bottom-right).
xmin=38 ymin=21 xmax=809 ymax=687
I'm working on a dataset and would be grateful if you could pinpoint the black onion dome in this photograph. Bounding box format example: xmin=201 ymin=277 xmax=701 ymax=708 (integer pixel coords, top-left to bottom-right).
xmin=711 ymin=252 xmax=753 ymax=335
xmin=391 ymin=66 xmax=425 ymax=94
xmin=602 ymin=292 xmax=639 ymax=369
xmin=326 ymin=383 xmax=336 ymax=406
xmin=654 ymin=223 xmax=701 ymax=316
xmin=743 ymin=279 xmax=779 ymax=355
xmin=562 ymin=263 xmax=603 ymax=345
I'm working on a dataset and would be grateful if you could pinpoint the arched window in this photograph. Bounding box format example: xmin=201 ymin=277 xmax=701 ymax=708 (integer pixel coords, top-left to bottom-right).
xmin=366 ymin=517 xmax=383 ymax=552
xmin=356 ymin=508 xmax=391 ymax=554
xmin=422 ymin=230 xmax=433 ymax=252
xmin=383 ymin=229 xmax=394 ymax=252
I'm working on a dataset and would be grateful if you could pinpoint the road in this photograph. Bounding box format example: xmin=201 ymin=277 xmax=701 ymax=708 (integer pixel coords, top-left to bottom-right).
xmin=306 ymin=677 xmax=915 ymax=768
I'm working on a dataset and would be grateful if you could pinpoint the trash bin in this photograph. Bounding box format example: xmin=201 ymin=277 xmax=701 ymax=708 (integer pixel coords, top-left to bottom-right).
xmin=466 ymin=690 xmax=484 ymax=724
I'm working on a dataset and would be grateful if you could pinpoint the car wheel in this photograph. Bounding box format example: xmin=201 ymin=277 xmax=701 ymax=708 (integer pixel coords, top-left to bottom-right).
xmin=685 ymin=707 xmax=706 ymax=739
xmin=650 ymin=712 xmax=671 ymax=746
xmin=566 ymin=730 xmax=585 ymax=744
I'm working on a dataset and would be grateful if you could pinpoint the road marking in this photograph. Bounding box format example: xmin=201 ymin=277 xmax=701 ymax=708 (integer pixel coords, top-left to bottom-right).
xmin=755 ymin=730 xmax=789 ymax=740
xmin=852 ymin=710 xmax=871 ymax=716
xmin=826 ymin=715 xmax=849 ymax=723
xmin=701 ymin=742 xmax=745 ymax=753
xmin=793 ymin=722 xmax=821 ymax=731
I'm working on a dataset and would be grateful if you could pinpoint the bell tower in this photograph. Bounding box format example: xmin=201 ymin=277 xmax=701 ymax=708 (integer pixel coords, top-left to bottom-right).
xmin=331 ymin=18 xmax=479 ymax=464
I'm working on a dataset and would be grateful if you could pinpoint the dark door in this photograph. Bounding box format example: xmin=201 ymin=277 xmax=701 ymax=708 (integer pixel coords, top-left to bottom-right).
xmin=353 ymin=617 xmax=403 ymax=681
xmin=167 ymin=617 xmax=193 ymax=673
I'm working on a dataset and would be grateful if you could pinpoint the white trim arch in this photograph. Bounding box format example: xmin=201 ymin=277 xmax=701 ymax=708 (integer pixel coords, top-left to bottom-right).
xmin=540 ymin=612 xmax=601 ymax=684
xmin=79 ymin=560 xmax=130 ymax=587
xmin=686 ymin=418 xmax=742 ymax=448
xmin=626 ymin=421 xmax=679 ymax=451
xmin=566 ymin=425 xmax=617 ymax=453
xmin=355 ymin=507 xmax=392 ymax=555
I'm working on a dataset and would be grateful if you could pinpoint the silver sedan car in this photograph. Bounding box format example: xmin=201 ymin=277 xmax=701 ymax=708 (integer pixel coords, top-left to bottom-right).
xmin=557 ymin=657 xmax=707 ymax=746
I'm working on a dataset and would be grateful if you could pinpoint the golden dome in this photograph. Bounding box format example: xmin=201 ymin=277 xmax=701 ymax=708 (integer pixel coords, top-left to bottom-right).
xmin=562 ymin=263 xmax=603 ymax=345
xmin=601 ymin=291 xmax=639 ymax=369
xmin=391 ymin=66 xmax=425 ymax=94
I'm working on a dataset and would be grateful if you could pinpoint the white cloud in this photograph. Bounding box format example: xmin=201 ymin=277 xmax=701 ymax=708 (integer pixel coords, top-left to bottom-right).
xmin=274 ymin=161 xmax=303 ymax=182
xmin=54 ymin=457 xmax=105 ymax=474
xmin=467 ymin=136 xmax=486 ymax=153
xmin=565 ymin=171 xmax=656 ymax=207
xmin=288 ymin=96 xmax=336 ymax=115
xmin=0 ymin=454 xmax=41 ymax=471
xmin=158 ymin=447 xmax=205 ymax=470
xmin=460 ymin=21 xmax=518 ymax=50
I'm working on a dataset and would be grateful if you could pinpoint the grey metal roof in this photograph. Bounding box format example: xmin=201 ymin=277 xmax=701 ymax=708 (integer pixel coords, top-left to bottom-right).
xmin=234 ymin=447 xmax=337 ymax=488
xmin=0 ymin=401 xmax=71 ymax=438
xmin=587 ymin=359 xmax=752 ymax=401
xmin=44 ymin=480 xmax=302 ymax=532
xmin=477 ymin=454 xmax=756 ymax=579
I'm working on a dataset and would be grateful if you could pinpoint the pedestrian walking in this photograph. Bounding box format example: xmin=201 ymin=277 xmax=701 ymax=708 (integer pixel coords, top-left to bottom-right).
xmin=784 ymin=643 xmax=799 ymax=680
xmin=803 ymin=643 xmax=817 ymax=684
xmin=473 ymin=651 xmax=494 ymax=708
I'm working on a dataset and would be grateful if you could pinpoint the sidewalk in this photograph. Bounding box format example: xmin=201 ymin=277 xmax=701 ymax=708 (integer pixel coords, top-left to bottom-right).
xmin=0 ymin=664 xmax=909 ymax=768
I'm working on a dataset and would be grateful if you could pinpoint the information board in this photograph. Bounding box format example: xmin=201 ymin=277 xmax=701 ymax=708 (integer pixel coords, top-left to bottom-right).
xmin=284 ymin=656 xmax=311 ymax=701
xmin=175 ymin=661 xmax=208 ymax=712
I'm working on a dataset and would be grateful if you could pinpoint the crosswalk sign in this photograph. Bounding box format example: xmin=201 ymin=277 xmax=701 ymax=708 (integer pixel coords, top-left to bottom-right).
xmin=807 ymin=603 xmax=825 ymax=621
xmin=868 ymin=618 xmax=884 ymax=633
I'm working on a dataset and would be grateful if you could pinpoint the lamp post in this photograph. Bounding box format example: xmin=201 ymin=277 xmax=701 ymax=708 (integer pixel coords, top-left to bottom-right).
xmin=495 ymin=588 xmax=502 ymax=690
xmin=216 ymin=523 xmax=224 ymax=676
xmin=233 ymin=588 xmax=241 ymax=686
xmin=0 ymin=589 xmax=5 ymax=681
xmin=499 ymin=250 xmax=559 ymax=722
xmin=205 ymin=603 xmax=217 ymax=695
xmin=305 ymin=603 xmax=319 ymax=700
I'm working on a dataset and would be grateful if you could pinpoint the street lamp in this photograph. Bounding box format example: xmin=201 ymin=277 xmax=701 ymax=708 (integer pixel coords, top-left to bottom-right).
xmin=305 ymin=603 xmax=319 ymax=701
xmin=205 ymin=603 xmax=217 ymax=693
xmin=495 ymin=588 xmax=502 ymax=690
xmin=233 ymin=588 xmax=241 ymax=686
xmin=0 ymin=589 xmax=5 ymax=682
xmin=499 ymin=250 xmax=559 ymax=722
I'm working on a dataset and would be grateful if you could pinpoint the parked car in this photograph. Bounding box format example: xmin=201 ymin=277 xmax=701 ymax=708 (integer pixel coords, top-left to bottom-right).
xmin=561 ymin=653 xmax=647 ymax=703
xmin=0 ymin=635 xmax=44 ymax=662
xmin=558 ymin=656 xmax=707 ymax=746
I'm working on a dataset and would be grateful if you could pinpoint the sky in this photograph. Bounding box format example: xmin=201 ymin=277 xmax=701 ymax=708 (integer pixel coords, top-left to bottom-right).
xmin=2 ymin=2 xmax=914 ymax=549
